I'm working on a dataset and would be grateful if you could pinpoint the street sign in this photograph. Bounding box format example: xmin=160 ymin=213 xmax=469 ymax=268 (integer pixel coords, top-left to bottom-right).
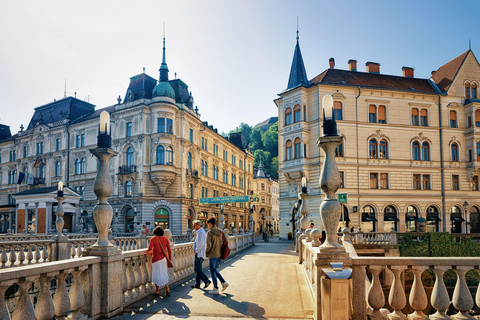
xmin=249 ymin=194 xmax=260 ymax=202
xmin=338 ymin=193 xmax=348 ymax=203
xmin=199 ymin=195 xmax=249 ymax=204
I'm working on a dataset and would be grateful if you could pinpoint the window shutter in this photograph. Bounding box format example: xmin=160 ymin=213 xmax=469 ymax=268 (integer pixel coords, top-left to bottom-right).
xmin=450 ymin=110 xmax=457 ymax=120
xmin=412 ymin=108 xmax=418 ymax=116
xmin=334 ymin=101 xmax=342 ymax=110
xmin=378 ymin=106 xmax=386 ymax=121
xmin=420 ymin=109 xmax=427 ymax=117
xmin=369 ymin=104 xmax=376 ymax=113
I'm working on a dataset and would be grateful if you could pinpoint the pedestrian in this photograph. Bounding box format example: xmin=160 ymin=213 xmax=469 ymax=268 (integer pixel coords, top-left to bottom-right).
xmin=147 ymin=226 xmax=172 ymax=297
xmin=205 ymin=217 xmax=229 ymax=294
xmin=350 ymin=226 xmax=355 ymax=233
xmin=191 ymin=220 xmax=211 ymax=289
xmin=143 ymin=225 xmax=149 ymax=235
xmin=307 ymin=223 xmax=314 ymax=229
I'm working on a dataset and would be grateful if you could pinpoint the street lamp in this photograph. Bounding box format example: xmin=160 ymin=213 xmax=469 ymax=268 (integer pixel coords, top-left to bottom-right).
xmin=463 ymin=201 xmax=469 ymax=233
xmin=55 ymin=181 xmax=65 ymax=236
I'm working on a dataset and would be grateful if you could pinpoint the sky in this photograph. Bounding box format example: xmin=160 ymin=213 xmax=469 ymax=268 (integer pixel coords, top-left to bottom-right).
xmin=0 ymin=0 xmax=479 ymax=135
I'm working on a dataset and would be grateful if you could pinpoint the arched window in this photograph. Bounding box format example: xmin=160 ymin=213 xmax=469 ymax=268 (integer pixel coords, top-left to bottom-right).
xmin=156 ymin=145 xmax=165 ymax=164
xmin=335 ymin=140 xmax=343 ymax=157
xmin=450 ymin=110 xmax=457 ymax=128
xmin=189 ymin=184 xmax=194 ymax=199
xmin=204 ymin=161 xmax=208 ymax=176
xmin=125 ymin=181 xmax=132 ymax=197
xmin=166 ymin=146 xmax=173 ymax=165
xmin=334 ymin=101 xmax=342 ymax=120
xmin=451 ymin=143 xmax=459 ymax=162
xmin=369 ymin=105 xmax=376 ymax=123
xmin=293 ymin=105 xmax=301 ymax=123
xmin=406 ymin=205 xmax=418 ymax=232
xmin=384 ymin=205 xmax=398 ymax=232
xmin=187 ymin=152 xmax=192 ymax=170
xmin=75 ymin=159 xmax=80 ymax=174
xmin=426 ymin=206 xmax=440 ymax=232
xmin=361 ymin=205 xmax=376 ymax=232
xmin=39 ymin=162 xmax=45 ymax=178
xmin=422 ymin=142 xmax=430 ymax=161
xmin=470 ymin=206 xmax=480 ymax=233
xmin=126 ymin=147 xmax=134 ymax=167
xmin=420 ymin=109 xmax=428 ymax=126
xmin=55 ymin=161 xmax=61 ymax=177
xmin=451 ymin=205 xmax=464 ymax=233
xmin=472 ymin=83 xmax=478 ymax=99
xmin=477 ymin=142 xmax=480 ymax=161
xmin=369 ymin=139 xmax=377 ymax=158
xmin=378 ymin=105 xmax=386 ymax=123
xmin=80 ymin=158 xmax=85 ymax=174
xmin=125 ymin=208 xmax=135 ymax=231
xmin=476 ymin=109 xmax=480 ymax=127
xmin=411 ymin=108 xmax=419 ymax=126
xmin=285 ymin=108 xmax=292 ymax=125
xmin=379 ymin=139 xmax=388 ymax=159
xmin=155 ymin=208 xmax=169 ymax=230
xmin=285 ymin=140 xmax=293 ymax=160
xmin=201 ymin=159 xmax=204 ymax=175
xmin=294 ymin=138 xmax=301 ymax=159
xmin=412 ymin=141 xmax=420 ymax=160
xmin=465 ymin=82 xmax=471 ymax=98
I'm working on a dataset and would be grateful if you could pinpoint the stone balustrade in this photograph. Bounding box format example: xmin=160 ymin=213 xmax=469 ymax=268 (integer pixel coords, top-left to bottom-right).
xmin=1 ymin=232 xmax=255 ymax=319
xmin=350 ymin=231 xmax=397 ymax=245
xmin=0 ymin=240 xmax=55 ymax=268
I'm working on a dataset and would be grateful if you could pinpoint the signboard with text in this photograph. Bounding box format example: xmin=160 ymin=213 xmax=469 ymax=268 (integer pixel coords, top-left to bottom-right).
xmin=338 ymin=193 xmax=348 ymax=203
xmin=199 ymin=195 xmax=249 ymax=204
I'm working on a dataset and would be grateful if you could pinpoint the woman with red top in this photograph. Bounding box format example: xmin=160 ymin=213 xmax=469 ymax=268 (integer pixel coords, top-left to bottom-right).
xmin=148 ymin=227 xmax=172 ymax=296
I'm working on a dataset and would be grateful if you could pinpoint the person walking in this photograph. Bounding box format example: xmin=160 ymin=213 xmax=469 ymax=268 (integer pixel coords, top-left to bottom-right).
xmin=191 ymin=220 xmax=211 ymax=289
xmin=205 ymin=217 xmax=229 ymax=294
xmin=147 ymin=227 xmax=172 ymax=296
xmin=143 ymin=225 xmax=149 ymax=235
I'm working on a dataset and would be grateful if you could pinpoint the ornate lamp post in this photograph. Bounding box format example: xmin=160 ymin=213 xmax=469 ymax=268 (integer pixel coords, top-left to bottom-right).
xmin=299 ymin=177 xmax=309 ymax=234
xmin=89 ymin=111 xmax=117 ymax=247
xmin=249 ymin=203 xmax=254 ymax=233
xmin=55 ymin=181 xmax=65 ymax=235
xmin=317 ymin=94 xmax=345 ymax=252
xmin=463 ymin=201 xmax=469 ymax=233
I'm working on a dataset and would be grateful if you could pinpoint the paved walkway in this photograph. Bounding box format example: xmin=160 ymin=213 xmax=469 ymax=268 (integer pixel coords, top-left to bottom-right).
xmin=113 ymin=237 xmax=314 ymax=320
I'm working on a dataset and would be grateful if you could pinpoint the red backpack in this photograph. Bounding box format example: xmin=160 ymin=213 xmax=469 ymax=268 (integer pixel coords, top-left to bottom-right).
xmin=220 ymin=232 xmax=230 ymax=260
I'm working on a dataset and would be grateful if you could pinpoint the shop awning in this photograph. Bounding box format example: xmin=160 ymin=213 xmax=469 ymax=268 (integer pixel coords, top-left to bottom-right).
xmin=427 ymin=216 xmax=441 ymax=221
xmin=452 ymin=217 xmax=465 ymax=222
xmin=362 ymin=217 xmax=377 ymax=222
xmin=384 ymin=216 xmax=400 ymax=221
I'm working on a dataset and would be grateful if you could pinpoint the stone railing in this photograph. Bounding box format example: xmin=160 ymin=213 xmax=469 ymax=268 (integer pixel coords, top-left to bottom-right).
xmin=350 ymin=231 xmax=398 ymax=245
xmin=0 ymin=240 xmax=55 ymax=268
xmin=2 ymin=232 xmax=255 ymax=319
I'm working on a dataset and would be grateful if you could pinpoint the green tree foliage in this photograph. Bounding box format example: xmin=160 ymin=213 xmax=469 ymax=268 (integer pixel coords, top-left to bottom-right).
xmin=250 ymin=127 xmax=264 ymax=151
xmin=261 ymin=124 xmax=278 ymax=158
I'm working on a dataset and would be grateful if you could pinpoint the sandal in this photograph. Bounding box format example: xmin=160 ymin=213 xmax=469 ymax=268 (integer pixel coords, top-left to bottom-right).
xmin=155 ymin=292 xmax=160 ymax=296
xmin=166 ymin=289 xmax=170 ymax=297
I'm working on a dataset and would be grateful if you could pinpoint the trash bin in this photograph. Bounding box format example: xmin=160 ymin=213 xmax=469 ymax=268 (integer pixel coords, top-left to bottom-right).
xmin=321 ymin=262 xmax=352 ymax=320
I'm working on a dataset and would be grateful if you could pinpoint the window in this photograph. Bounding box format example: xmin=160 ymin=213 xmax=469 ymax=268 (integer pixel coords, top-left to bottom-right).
xmin=39 ymin=163 xmax=45 ymax=178
xmin=166 ymin=147 xmax=173 ymax=165
xmin=465 ymin=82 xmax=471 ymax=98
xmin=285 ymin=108 xmax=292 ymax=125
xmin=452 ymin=175 xmax=460 ymax=190
xmin=189 ymin=129 xmax=194 ymax=143
xmin=156 ymin=145 xmax=165 ymax=164
xmin=166 ymin=119 xmax=173 ymax=134
xmin=468 ymin=116 xmax=472 ymax=128
xmin=8 ymin=170 xmax=16 ymax=184
xmin=125 ymin=181 xmax=132 ymax=197
xmin=378 ymin=105 xmax=386 ymax=123
xmin=361 ymin=205 xmax=376 ymax=232
xmin=368 ymin=104 xmax=376 ymax=123
xmin=201 ymin=160 xmax=204 ymax=175
xmin=294 ymin=138 xmax=301 ymax=159
xmin=213 ymin=144 xmax=218 ymax=157
xmin=189 ymin=184 xmax=194 ymax=199
xmin=406 ymin=206 xmax=418 ymax=232
xmin=380 ymin=173 xmax=388 ymax=189
xmin=293 ymin=104 xmax=301 ymax=123
xmin=157 ymin=118 xmax=165 ymax=133
xmin=473 ymin=83 xmax=478 ymax=99
xmin=339 ymin=171 xmax=344 ymax=188
xmin=422 ymin=174 xmax=431 ymax=190
xmin=450 ymin=110 xmax=457 ymax=128
xmin=239 ymin=159 xmax=243 ymax=170
xmin=76 ymin=134 xmax=85 ymax=148
xmin=56 ymin=138 xmax=61 ymax=151
xmin=75 ymin=159 xmax=80 ymax=174
xmin=36 ymin=142 xmax=44 ymax=155
xmin=379 ymin=139 xmax=388 ymax=159
xmin=412 ymin=108 xmax=419 ymax=126
xmin=413 ymin=174 xmax=421 ymax=190
xmin=422 ymin=142 xmax=430 ymax=161
xmin=188 ymin=152 xmax=192 ymax=170
xmin=335 ymin=141 xmax=343 ymax=157
xmin=451 ymin=143 xmax=459 ymax=162
xmin=370 ymin=173 xmax=378 ymax=189
xmin=477 ymin=142 xmax=480 ymax=161
xmin=472 ymin=176 xmax=479 ymax=191
xmin=9 ymin=150 xmax=16 ymax=162
xmin=126 ymin=147 xmax=134 ymax=167
xmin=55 ymin=161 xmax=61 ymax=177
xmin=469 ymin=149 xmax=473 ymax=162
xmin=476 ymin=110 xmax=480 ymax=127
xmin=369 ymin=139 xmax=377 ymax=158
xmin=75 ymin=159 xmax=85 ymax=175
xmin=334 ymin=101 xmax=342 ymax=120
xmin=420 ymin=109 xmax=428 ymax=126
xmin=285 ymin=140 xmax=293 ymax=160
xmin=384 ymin=206 xmax=398 ymax=232
xmin=126 ymin=122 xmax=132 ymax=137
xmin=75 ymin=186 xmax=85 ymax=201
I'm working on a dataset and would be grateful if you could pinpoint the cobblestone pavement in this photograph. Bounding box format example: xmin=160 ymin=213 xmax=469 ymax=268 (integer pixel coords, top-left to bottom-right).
xmin=113 ymin=237 xmax=314 ymax=320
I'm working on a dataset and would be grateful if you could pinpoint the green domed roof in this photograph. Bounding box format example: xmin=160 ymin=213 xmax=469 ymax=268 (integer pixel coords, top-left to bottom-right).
xmin=152 ymin=81 xmax=176 ymax=100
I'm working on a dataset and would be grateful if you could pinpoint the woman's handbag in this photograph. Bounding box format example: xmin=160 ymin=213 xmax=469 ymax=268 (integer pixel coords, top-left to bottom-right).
xmin=156 ymin=236 xmax=174 ymax=268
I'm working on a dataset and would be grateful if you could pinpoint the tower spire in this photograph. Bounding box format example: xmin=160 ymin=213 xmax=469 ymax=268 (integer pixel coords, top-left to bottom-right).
xmin=296 ymin=16 xmax=299 ymax=42
xmin=159 ymin=22 xmax=169 ymax=82
xmin=287 ymin=21 xmax=309 ymax=90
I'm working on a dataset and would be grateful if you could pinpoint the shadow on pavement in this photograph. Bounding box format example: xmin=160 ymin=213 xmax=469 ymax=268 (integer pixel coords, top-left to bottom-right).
xmin=202 ymin=292 xmax=266 ymax=319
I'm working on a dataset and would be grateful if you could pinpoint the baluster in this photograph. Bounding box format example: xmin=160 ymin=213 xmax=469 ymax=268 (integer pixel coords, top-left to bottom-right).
xmin=133 ymin=257 xmax=141 ymax=294
xmin=126 ymin=258 xmax=135 ymax=298
xmin=367 ymin=265 xmax=386 ymax=319
xmin=128 ymin=240 xmax=133 ymax=251
xmin=42 ymin=243 xmax=49 ymax=262
xmin=9 ymin=245 xmax=16 ymax=267
xmin=387 ymin=265 xmax=406 ymax=319
xmin=18 ymin=245 xmax=25 ymax=266
xmin=141 ymin=255 xmax=148 ymax=293
xmin=69 ymin=269 xmax=87 ymax=320
xmin=408 ymin=266 xmax=428 ymax=319
xmin=451 ymin=266 xmax=474 ymax=320
xmin=71 ymin=243 xmax=76 ymax=258
xmin=35 ymin=275 xmax=55 ymax=320
xmin=26 ymin=244 xmax=33 ymax=264
xmin=53 ymin=271 xmax=71 ymax=320
xmin=34 ymin=244 xmax=41 ymax=262
xmin=11 ymin=280 xmax=35 ymax=320
xmin=122 ymin=260 xmax=129 ymax=302
xmin=123 ymin=240 xmax=127 ymax=251
xmin=0 ymin=247 xmax=7 ymax=268
xmin=0 ymin=285 xmax=10 ymax=320
xmin=430 ymin=266 xmax=451 ymax=320
xmin=77 ymin=242 xmax=83 ymax=257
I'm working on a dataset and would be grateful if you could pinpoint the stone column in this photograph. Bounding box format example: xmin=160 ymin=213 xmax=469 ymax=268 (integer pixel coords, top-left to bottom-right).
xmin=34 ymin=202 xmax=39 ymax=234
xmin=24 ymin=204 xmax=28 ymax=233
xmin=45 ymin=202 xmax=53 ymax=234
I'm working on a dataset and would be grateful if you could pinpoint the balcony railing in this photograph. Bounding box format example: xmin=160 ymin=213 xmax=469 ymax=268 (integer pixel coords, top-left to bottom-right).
xmin=186 ymin=168 xmax=199 ymax=177
xmin=118 ymin=165 xmax=137 ymax=174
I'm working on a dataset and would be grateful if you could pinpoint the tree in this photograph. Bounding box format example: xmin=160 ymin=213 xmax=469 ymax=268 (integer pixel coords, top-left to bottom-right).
xmin=250 ymin=127 xmax=264 ymax=150
xmin=253 ymin=149 xmax=271 ymax=170
xmin=270 ymin=156 xmax=279 ymax=179
xmin=261 ymin=127 xmax=278 ymax=158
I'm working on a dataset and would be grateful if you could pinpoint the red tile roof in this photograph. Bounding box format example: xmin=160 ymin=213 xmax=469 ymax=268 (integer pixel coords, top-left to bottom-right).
xmin=431 ymin=50 xmax=470 ymax=93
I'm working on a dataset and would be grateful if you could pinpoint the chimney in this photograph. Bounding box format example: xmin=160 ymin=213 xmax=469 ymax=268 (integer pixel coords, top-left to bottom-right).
xmin=402 ymin=66 xmax=414 ymax=78
xmin=366 ymin=61 xmax=380 ymax=74
xmin=329 ymin=57 xmax=335 ymax=69
xmin=348 ymin=59 xmax=357 ymax=71
xmin=431 ymin=70 xmax=436 ymax=76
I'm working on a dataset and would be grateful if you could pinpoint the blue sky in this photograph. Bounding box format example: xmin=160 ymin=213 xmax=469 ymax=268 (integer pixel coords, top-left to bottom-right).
xmin=0 ymin=0 xmax=478 ymax=135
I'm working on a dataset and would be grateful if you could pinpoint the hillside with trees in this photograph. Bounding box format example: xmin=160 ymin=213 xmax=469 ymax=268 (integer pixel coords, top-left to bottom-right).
xmin=227 ymin=121 xmax=278 ymax=179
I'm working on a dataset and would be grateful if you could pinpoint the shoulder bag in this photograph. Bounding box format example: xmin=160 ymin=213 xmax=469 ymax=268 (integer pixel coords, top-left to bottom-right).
xmin=155 ymin=236 xmax=174 ymax=268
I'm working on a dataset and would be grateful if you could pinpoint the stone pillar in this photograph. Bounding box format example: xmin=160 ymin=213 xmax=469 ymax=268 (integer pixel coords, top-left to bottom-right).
xmin=24 ymin=204 xmax=28 ymax=233
xmin=14 ymin=204 xmax=18 ymax=233
xmin=45 ymin=202 xmax=53 ymax=234
xmin=34 ymin=202 xmax=39 ymax=234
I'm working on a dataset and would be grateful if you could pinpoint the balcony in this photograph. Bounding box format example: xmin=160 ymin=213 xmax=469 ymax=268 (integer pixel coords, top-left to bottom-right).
xmin=150 ymin=164 xmax=177 ymax=195
xmin=186 ymin=168 xmax=198 ymax=177
xmin=118 ymin=165 xmax=137 ymax=174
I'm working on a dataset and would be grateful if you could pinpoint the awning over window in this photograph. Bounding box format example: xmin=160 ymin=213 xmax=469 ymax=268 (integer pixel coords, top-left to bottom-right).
xmin=384 ymin=216 xmax=400 ymax=221
xmin=452 ymin=217 xmax=465 ymax=222
xmin=362 ymin=217 xmax=377 ymax=222
xmin=427 ymin=216 xmax=441 ymax=221
xmin=406 ymin=216 xmax=417 ymax=221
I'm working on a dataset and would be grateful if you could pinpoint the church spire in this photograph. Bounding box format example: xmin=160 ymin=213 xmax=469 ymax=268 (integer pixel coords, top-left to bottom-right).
xmin=159 ymin=23 xmax=169 ymax=83
xmin=287 ymin=25 xmax=309 ymax=90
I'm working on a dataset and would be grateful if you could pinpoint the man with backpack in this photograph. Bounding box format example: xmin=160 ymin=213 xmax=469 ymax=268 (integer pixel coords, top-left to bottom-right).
xmin=205 ymin=217 xmax=229 ymax=294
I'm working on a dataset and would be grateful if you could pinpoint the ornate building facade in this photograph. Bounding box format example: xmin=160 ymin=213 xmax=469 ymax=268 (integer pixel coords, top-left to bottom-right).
xmin=0 ymin=39 xmax=254 ymax=235
xmin=251 ymin=164 xmax=279 ymax=233
xmin=276 ymin=35 xmax=480 ymax=238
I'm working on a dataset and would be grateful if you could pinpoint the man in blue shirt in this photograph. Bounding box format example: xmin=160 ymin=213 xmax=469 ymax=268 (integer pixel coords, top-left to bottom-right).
xmin=191 ymin=220 xmax=211 ymax=289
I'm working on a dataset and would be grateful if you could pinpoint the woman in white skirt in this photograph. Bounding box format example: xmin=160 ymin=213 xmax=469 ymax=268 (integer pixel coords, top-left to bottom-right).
xmin=148 ymin=227 xmax=172 ymax=296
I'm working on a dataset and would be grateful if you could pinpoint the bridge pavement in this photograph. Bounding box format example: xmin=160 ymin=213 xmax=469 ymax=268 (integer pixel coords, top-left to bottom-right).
xmin=113 ymin=237 xmax=314 ymax=320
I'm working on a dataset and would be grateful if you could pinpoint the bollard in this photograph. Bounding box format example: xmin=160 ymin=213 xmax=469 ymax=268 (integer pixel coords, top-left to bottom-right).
xmin=321 ymin=262 xmax=352 ymax=320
